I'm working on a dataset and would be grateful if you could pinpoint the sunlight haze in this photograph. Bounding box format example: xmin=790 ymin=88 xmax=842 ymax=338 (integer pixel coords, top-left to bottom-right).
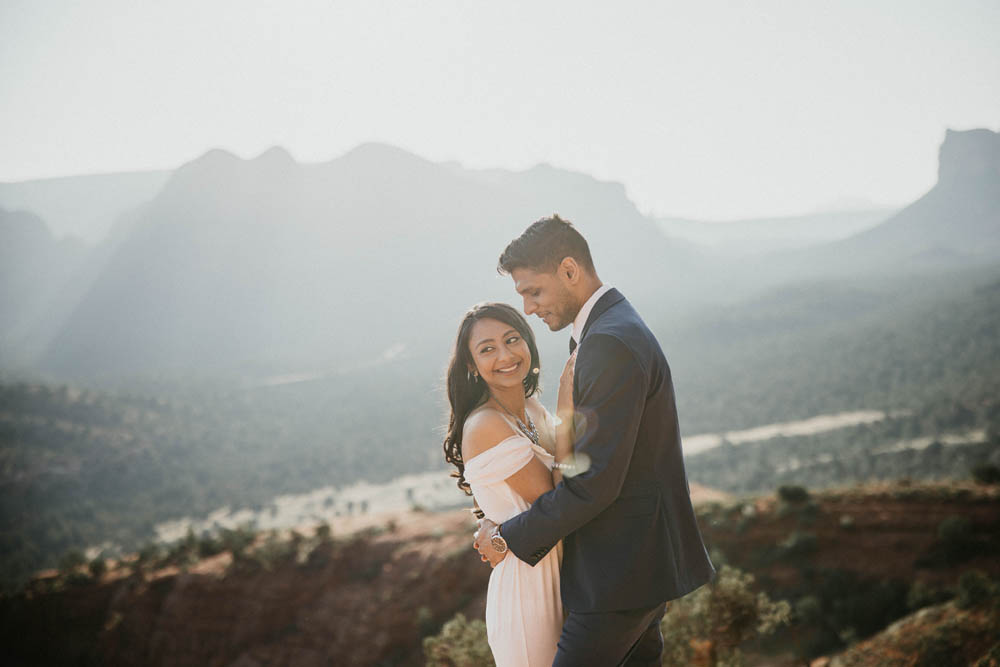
xmin=1 ymin=0 xmax=998 ymax=219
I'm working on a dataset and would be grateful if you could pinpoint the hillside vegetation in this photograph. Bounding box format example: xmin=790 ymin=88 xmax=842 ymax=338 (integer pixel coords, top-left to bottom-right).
xmin=2 ymin=269 xmax=999 ymax=592
xmin=0 ymin=361 xmax=442 ymax=592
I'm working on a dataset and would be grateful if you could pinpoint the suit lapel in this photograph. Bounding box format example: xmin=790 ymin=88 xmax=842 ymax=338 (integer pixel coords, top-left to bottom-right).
xmin=579 ymin=288 xmax=625 ymax=344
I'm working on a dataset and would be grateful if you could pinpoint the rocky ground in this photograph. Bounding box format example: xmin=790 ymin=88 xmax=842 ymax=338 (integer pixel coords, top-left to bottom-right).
xmin=1 ymin=480 xmax=997 ymax=666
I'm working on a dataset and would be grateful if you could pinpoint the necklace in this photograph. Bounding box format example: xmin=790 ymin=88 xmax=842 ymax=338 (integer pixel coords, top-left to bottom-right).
xmin=491 ymin=394 xmax=539 ymax=446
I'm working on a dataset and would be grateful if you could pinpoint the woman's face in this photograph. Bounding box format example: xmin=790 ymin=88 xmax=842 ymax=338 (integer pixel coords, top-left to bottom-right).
xmin=467 ymin=317 xmax=531 ymax=391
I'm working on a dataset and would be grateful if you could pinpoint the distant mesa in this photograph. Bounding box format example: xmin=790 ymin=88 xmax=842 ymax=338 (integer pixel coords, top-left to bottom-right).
xmin=938 ymin=127 xmax=1000 ymax=188
xmin=785 ymin=127 xmax=1000 ymax=275
xmin=871 ymin=128 xmax=999 ymax=244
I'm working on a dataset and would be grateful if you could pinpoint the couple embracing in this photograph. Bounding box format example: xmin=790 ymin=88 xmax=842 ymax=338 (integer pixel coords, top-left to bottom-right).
xmin=443 ymin=215 xmax=716 ymax=666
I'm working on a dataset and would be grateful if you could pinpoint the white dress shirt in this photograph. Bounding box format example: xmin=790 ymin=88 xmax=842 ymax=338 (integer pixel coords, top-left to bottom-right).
xmin=570 ymin=284 xmax=613 ymax=349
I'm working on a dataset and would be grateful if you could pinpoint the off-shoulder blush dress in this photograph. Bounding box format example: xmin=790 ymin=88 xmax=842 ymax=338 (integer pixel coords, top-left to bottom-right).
xmin=463 ymin=408 xmax=563 ymax=667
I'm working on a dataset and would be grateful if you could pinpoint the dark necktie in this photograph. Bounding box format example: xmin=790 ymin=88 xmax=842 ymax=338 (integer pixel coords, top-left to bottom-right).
xmin=569 ymin=337 xmax=577 ymax=354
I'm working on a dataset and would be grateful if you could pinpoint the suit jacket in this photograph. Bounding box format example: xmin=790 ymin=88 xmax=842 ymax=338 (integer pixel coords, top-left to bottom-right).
xmin=501 ymin=288 xmax=716 ymax=612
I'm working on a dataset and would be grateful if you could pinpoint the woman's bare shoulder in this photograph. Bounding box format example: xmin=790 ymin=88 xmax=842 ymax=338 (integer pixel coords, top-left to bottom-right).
xmin=462 ymin=408 xmax=519 ymax=460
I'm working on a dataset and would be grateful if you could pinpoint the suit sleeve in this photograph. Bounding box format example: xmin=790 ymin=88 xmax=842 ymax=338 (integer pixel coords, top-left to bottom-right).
xmin=500 ymin=333 xmax=646 ymax=566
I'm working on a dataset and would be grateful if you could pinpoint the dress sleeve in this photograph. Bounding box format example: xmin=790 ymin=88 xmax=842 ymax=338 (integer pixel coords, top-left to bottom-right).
xmin=463 ymin=435 xmax=537 ymax=486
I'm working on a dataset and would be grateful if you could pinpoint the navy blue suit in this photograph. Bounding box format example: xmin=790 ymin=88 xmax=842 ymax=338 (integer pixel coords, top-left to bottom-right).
xmin=501 ymin=289 xmax=715 ymax=663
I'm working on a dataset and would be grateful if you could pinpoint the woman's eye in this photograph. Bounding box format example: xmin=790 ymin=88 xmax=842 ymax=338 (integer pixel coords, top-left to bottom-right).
xmin=506 ymin=336 xmax=520 ymax=345
xmin=480 ymin=346 xmax=493 ymax=354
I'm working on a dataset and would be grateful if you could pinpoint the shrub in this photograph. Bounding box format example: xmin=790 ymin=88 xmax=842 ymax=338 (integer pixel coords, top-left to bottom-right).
xmin=778 ymin=485 xmax=810 ymax=503
xmin=423 ymin=613 xmax=495 ymax=667
xmin=250 ymin=532 xmax=296 ymax=571
xmin=88 ymin=556 xmax=108 ymax=580
xmin=197 ymin=533 xmax=224 ymax=558
xmin=956 ymin=570 xmax=995 ymax=609
xmin=660 ymin=565 xmax=791 ymax=666
xmin=219 ymin=524 xmax=256 ymax=557
xmin=164 ymin=529 xmax=200 ymax=568
xmin=917 ymin=515 xmax=981 ymax=568
xmin=809 ymin=569 xmax=909 ymax=643
xmin=136 ymin=543 xmax=164 ymax=571
xmin=971 ymin=463 xmax=1000 ymax=485
xmin=315 ymin=522 xmax=332 ymax=542
xmin=906 ymin=580 xmax=953 ymax=611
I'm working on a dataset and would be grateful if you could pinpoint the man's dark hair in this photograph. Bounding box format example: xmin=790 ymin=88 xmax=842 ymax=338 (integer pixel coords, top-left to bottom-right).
xmin=497 ymin=214 xmax=596 ymax=275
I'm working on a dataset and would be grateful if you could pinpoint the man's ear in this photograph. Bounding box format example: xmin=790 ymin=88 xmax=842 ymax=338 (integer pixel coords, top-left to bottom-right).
xmin=559 ymin=257 xmax=580 ymax=284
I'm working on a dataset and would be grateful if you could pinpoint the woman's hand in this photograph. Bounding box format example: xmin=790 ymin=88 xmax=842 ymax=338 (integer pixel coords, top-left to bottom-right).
xmin=552 ymin=350 xmax=577 ymax=484
xmin=473 ymin=518 xmax=507 ymax=568
xmin=556 ymin=350 xmax=577 ymax=429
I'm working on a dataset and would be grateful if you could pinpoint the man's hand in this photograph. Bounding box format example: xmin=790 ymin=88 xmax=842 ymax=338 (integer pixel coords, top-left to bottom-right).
xmin=473 ymin=518 xmax=507 ymax=568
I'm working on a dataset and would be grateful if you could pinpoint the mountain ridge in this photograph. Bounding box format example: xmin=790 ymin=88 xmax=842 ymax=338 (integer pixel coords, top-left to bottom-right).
xmin=34 ymin=141 xmax=686 ymax=377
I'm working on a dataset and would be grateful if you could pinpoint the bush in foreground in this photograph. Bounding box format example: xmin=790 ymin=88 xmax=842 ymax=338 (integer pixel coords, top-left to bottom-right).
xmin=660 ymin=565 xmax=791 ymax=666
xmin=423 ymin=613 xmax=495 ymax=667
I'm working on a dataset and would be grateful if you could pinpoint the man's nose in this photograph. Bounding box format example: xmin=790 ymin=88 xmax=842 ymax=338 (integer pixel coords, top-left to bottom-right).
xmin=523 ymin=298 xmax=536 ymax=315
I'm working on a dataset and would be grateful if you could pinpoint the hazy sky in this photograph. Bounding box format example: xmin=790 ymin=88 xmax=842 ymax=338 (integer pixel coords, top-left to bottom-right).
xmin=1 ymin=0 xmax=997 ymax=220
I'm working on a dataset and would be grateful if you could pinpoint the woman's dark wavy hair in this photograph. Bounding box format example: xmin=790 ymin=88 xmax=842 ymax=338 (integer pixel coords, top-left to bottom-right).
xmin=443 ymin=302 xmax=541 ymax=502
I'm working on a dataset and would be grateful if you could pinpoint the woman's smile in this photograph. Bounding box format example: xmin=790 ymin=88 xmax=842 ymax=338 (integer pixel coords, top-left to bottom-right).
xmin=494 ymin=360 xmax=522 ymax=375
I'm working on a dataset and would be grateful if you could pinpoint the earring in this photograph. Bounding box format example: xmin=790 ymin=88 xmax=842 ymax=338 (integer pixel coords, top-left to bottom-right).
xmin=532 ymin=367 xmax=540 ymax=375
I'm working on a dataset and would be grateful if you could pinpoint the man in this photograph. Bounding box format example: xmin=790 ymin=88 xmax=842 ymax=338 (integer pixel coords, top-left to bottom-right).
xmin=474 ymin=215 xmax=715 ymax=666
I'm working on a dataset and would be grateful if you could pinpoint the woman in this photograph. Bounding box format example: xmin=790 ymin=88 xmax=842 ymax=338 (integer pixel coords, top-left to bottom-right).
xmin=443 ymin=302 xmax=576 ymax=667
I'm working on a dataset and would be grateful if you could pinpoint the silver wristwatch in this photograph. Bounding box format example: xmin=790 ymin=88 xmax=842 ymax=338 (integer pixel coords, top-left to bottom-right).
xmin=490 ymin=526 xmax=508 ymax=554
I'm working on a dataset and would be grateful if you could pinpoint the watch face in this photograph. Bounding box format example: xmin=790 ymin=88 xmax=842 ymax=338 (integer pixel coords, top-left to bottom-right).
xmin=491 ymin=534 xmax=508 ymax=553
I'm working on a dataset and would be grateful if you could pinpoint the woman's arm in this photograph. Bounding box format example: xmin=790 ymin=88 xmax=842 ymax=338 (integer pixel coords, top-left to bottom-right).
xmin=464 ymin=409 xmax=555 ymax=506
xmin=505 ymin=459 xmax=555 ymax=505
